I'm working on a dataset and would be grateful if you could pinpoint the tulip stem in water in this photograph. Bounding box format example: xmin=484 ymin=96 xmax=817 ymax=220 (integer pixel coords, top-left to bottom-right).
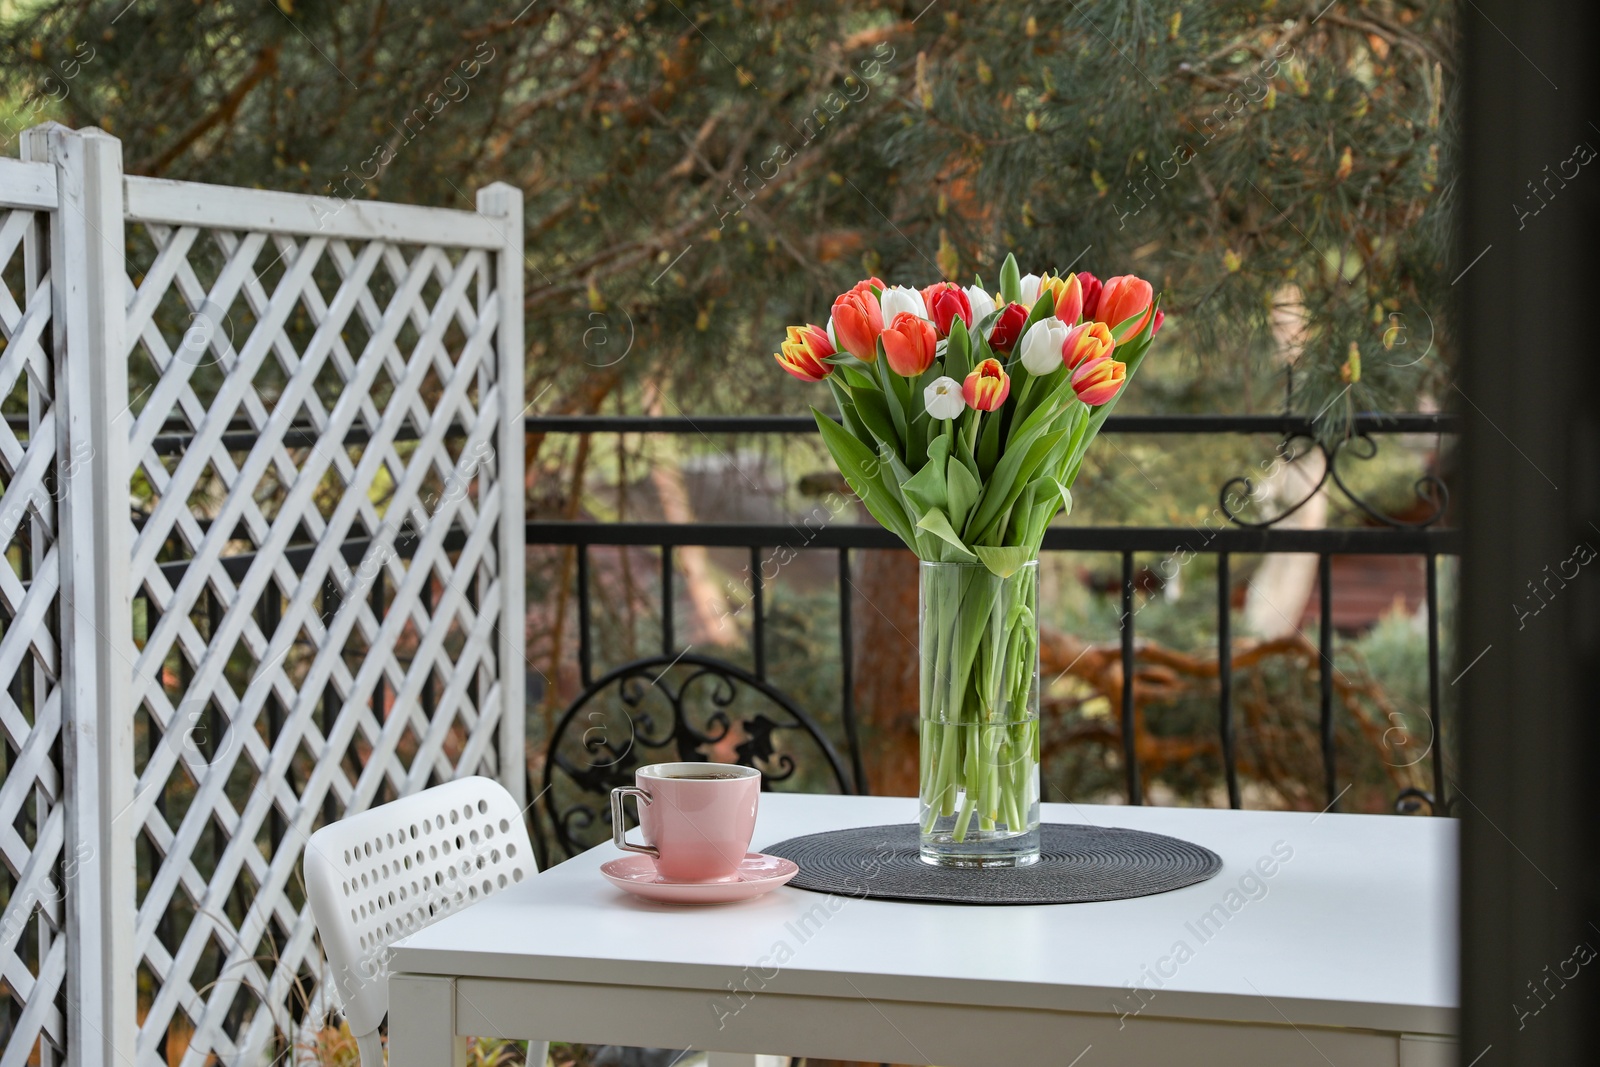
xmin=919 ymin=561 xmax=1040 ymax=858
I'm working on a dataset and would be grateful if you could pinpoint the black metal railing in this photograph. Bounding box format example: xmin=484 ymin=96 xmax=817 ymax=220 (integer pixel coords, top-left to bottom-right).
xmin=129 ymin=410 xmax=1461 ymax=859
xmin=528 ymin=412 xmax=1461 ymax=843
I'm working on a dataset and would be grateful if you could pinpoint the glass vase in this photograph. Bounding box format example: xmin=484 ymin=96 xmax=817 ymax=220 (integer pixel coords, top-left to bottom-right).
xmin=918 ymin=559 xmax=1041 ymax=867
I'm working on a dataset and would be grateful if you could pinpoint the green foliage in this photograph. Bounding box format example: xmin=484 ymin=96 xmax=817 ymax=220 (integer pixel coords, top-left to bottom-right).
xmin=0 ymin=0 xmax=1455 ymax=425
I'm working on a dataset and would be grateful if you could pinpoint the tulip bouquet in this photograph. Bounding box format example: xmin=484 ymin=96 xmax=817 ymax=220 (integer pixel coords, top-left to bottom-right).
xmin=775 ymin=253 xmax=1161 ymax=865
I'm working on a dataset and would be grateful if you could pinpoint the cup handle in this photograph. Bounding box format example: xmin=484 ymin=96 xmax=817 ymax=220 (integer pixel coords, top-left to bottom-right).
xmin=610 ymin=786 xmax=658 ymax=857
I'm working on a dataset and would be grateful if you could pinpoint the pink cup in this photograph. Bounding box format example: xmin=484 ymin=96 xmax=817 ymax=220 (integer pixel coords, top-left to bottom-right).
xmin=610 ymin=762 xmax=761 ymax=882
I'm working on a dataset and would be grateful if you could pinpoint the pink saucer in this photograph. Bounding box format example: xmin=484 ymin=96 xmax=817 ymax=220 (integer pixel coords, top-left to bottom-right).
xmin=600 ymin=852 xmax=799 ymax=905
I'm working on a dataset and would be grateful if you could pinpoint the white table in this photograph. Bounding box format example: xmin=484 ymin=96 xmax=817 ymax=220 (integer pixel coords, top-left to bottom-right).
xmin=388 ymin=793 xmax=1457 ymax=1067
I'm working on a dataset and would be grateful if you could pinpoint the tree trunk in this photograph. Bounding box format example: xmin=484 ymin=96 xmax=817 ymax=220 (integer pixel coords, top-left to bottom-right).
xmin=848 ymin=548 xmax=921 ymax=796
xmin=641 ymin=378 xmax=732 ymax=645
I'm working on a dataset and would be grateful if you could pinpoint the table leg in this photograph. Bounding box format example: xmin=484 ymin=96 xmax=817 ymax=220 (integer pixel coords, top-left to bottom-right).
xmin=705 ymin=1056 xmax=790 ymax=1067
xmin=388 ymin=974 xmax=467 ymax=1067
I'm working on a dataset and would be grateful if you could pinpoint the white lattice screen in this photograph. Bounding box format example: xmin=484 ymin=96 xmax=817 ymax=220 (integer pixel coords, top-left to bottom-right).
xmin=0 ymin=124 xmax=526 ymax=1067
xmin=0 ymin=156 xmax=66 ymax=1067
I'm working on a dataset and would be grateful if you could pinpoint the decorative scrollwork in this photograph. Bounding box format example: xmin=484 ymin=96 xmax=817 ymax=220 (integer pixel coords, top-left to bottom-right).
xmin=1326 ymin=434 xmax=1449 ymax=530
xmin=1220 ymin=434 xmax=1326 ymax=529
xmin=539 ymin=653 xmax=852 ymax=859
xmin=1221 ymin=431 xmax=1448 ymax=529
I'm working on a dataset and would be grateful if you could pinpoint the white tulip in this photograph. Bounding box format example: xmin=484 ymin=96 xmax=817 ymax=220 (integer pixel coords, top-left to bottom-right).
xmin=1017 ymin=273 xmax=1042 ymax=306
xmin=964 ymin=286 xmax=997 ymax=328
xmin=923 ymin=376 xmax=967 ymax=420
xmin=879 ymin=285 xmax=928 ymax=322
xmin=1018 ymin=317 xmax=1070 ymax=376
xmin=826 ymin=315 xmax=837 ymax=349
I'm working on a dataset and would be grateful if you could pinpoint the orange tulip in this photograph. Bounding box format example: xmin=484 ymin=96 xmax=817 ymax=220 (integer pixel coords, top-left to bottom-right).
xmin=881 ymin=311 xmax=938 ymax=377
xmin=775 ymin=323 xmax=835 ymax=382
xmin=1062 ymin=321 xmax=1114 ymax=369
xmin=1039 ymin=272 xmax=1084 ymax=324
xmin=962 ymin=358 xmax=1011 ymax=411
xmin=1070 ymin=355 xmax=1126 ymax=406
xmin=831 ymin=287 xmax=884 ymax=362
xmin=1094 ymin=275 xmax=1154 ymax=335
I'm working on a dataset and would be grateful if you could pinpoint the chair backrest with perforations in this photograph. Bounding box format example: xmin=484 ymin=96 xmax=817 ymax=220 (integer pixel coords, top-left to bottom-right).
xmin=304 ymin=777 xmax=536 ymax=1045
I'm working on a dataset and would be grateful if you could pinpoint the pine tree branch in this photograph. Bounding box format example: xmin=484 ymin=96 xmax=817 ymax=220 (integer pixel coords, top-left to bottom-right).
xmin=134 ymin=46 xmax=279 ymax=176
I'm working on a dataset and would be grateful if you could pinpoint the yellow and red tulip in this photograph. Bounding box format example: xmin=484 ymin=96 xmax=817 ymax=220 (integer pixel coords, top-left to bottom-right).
xmin=1062 ymin=320 xmax=1114 ymax=369
xmin=920 ymin=282 xmax=974 ymax=337
xmin=882 ymin=311 xmax=938 ymax=377
xmin=1070 ymin=354 xmax=1126 ymax=406
xmin=775 ymin=323 xmax=835 ymax=382
xmin=962 ymin=358 xmax=1011 ymax=411
xmin=831 ymin=287 xmax=884 ymax=362
xmin=1038 ymin=273 xmax=1084 ymax=325
xmin=1094 ymin=275 xmax=1154 ymax=335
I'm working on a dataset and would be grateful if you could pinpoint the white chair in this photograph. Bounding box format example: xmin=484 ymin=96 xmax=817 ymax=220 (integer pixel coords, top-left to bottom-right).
xmin=304 ymin=776 xmax=547 ymax=1067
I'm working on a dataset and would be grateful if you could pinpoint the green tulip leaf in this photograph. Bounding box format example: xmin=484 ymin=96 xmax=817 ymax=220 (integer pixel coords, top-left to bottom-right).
xmin=1005 ymin=482 xmax=1037 ymax=546
xmin=970 ymin=427 xmax=1070 ymax=544
xmin=1012 ymin=364 xmax=1068 ymax=435
xmin=824 ymin=378 xmax=872 ymax=450
xmin=974 ymin=545 xmax=1035 ymax=579
xmin=852 ymin=385 xmax=900 ymax=453
xmin=916 ymin=508 xmax=978 ymax=563
xmin=873 ymin=341 xmax=911 ymax=450
xmin=1023 ymin=480 xmax=1066 ymax=550
xmin=999 ymin=253 xmax=1021 ymax=305
xmin=840 ymin=365 xmax=877 ymax=392
xmin=945 ymin=317 xmax=972 ymax=382
xmin=902 ymin=439 xmax=950 ymax=515
xmin=947 ymin=453 xmax=981 ymax=535
xmin=976 ymin=406 xmax=1004 ymax=478
xmin=813 ymin=408 xmax=914 ymax=544
xmin=1053 ymin=479 xmax=1073 ymax=516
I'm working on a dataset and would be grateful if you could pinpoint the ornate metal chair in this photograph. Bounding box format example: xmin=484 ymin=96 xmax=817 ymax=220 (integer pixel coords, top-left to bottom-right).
xmin=539 ymin=652 xmax=855 ymax=861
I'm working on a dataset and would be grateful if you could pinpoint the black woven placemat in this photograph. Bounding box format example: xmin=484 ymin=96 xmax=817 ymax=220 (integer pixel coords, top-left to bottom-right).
xmin=763 ymin=823 xmax=1221 ymax=905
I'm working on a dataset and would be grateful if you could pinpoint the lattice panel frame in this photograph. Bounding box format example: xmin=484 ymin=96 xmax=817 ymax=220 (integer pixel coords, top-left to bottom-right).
xmin=0 ymin=129 xmax=522 ymax=1067
xmin=0 ymin=178 xmax=65 ymax=1067
xmin=122 ymin=214 xmax=516 ymax=1066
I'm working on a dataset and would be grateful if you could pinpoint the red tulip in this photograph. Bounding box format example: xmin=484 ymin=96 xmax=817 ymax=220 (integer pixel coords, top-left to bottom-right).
xmin=962 ymin=358 xmax=1011 ymax=411
xmin=1152 ymin=308 xmax=1165 ymax=335
xmin=1070 ymin=355 xmax=1126 ymax=406
xmin=881 ymin=311 xmax=938 ymax=377
xmin=1076 ymin=271 xmax=1103 ymax=321
xmin=989 ymin=302 xmax=1030 ymax=353
xmin=1062 ymin=321 xmax=1114 ymax=369
xmin=1095 ymin=275 xmax=1155 ymax=335
xmin=849 ymin=276 xmax=886 ymax=297
xmin=920 ymin=282 xmax=974 ymax=337
xmin=775 ymin=324 xmax=835 ymax=382
xmin=831 ymin=288 xmax=884 ymax=362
